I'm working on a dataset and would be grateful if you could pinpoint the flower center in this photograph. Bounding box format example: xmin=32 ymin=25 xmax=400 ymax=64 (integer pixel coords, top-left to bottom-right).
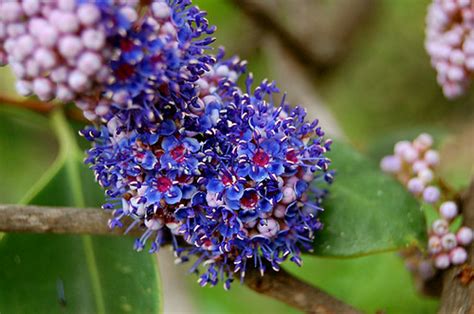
xmin=252 ymin=149 xmax=270 ymax=167
xmin=120 ymin=39 xmax=135 ymax=52
xmin=240 ymin=190 xmax=259 ymax=209
xmin=156 ymin=177 xmax=172 ymax=193
xmin=222 ymin=174 xmax=233 ymax=186
xmin=115 ymin=63 xmax=135 ymax=81
xmin=286 ymin=150 xmax=298 ymax=163
xmin=170 ymin=144 xmax=186 ymax=162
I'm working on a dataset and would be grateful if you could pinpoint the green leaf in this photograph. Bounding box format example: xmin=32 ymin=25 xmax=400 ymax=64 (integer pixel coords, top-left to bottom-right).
xmin=0 ymin=106 xmax=58 ymax=203
xmin=312 ymin=141 xmax=426 ymax=256
xmin=0 ymin=110 xmax=162 ymax=313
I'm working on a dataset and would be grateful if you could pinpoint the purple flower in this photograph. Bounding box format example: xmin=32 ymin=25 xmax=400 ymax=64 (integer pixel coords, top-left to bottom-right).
xmin=160 ymin=136 xmax=200 ymax=173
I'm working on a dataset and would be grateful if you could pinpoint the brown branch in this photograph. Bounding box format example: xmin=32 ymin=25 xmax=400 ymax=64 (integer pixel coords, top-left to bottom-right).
xmin=245 ymin=265 xmax=360 ymax=314
xmin=0 ymin=203 xmax=359 ymax=313
xmin=0 ymin=94 xmax=88 ymax=122
xmin=0 ymin=204 xmax=128 ymax=236
xmin=438 ymin=179 xmax=474 ymax=314
xmin=0 ymin=95 xmax=55 ymax=113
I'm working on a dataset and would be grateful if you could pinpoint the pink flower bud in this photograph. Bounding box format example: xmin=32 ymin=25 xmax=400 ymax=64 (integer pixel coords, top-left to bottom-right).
xmin=152 ymin=2 xmax=171 ymax=19
xmin=380 ymin=155 xmax=402 ymax=173
xmin=457 ymin=227 xmax=473 ymax=245
xmin=59 ymin=35 xmax=83 ymax=59
xmin=402 ymin=146 xmax=419 ymax=164
xmin=56 ymin=84 xmax=74 ymax=102
xmin=77 ymin=4 xmax=101 ymax=26
xmin=257 ymin=218 xmax=280 ymax=238
xmin=412 ymin=160 xmax=428 ymax=174
xmin=50 ymin=11 xmax=79 ymax=33
xmin=441 ymin=233 xmax=457 ymax=251
xmin=439 ymin=201 xmax=458 ymax=220
xmin=37 ymin=25 xmax=59 ymax=47
xmin=434 ymin=253 xmax=450 ymax=269
xmin=428 ymin=235 xmax=442 ymax=254
xmin=423 ymin=186 xmax=440 ymax=204
xmin=14 ymin=34 xmax=35 ymax=61
xmin=22 ymin=0 xmax=41 ymax=16
xmin=274 ymin=205 xmax=286 ymax=218
xmin=447 ymin=66 xmax=465 ymax=81
xmin=58 ymin=0 xmax=76 ymax=11
xmin=450 ymin=247 xmax=467 ymax=265
xmin=425 ymin=149 xmax=440 ymax=166
xmin=414 ymin=133 xmax=433 ymax=151
xmin=418 ymin=168 xmax=434 ymax=184
xmin=81 ymin=28 xmax=106 ymax=51
xmin=0 ymin=2 xmax=23 ymax=23
xmin=25 ymin=59 xmax=40 ymax=77
xmin=15 ymin=80 xmax=32 ymax=96
xmin=68 ymin=70 xmax=89 ymax=92
xmin=407 ymin=178 xmax=425 ymax=195
xmin=34 ymin=48 xmax=57 ymax=70
xmin=281 ymin=186 xmax=296 ymax=204
xmin=119 ymin=7 xmax=138 ymax=24
xmin=78 ymin=52 xmax=102 ymax=76
xmin=51 ymin=66 xmax=69 ymax=83
xmin=33 ymin=78 xmax=54 ymax=101
xmin=433 ymin=219 xmax=449 ymax=236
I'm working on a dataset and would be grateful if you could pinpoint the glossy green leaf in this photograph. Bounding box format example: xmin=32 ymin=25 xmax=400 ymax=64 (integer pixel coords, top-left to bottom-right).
xmin=0 ymin=110 xmax=162 ymax=313
xmin=312 ymin=141 xmax=426 ymax=256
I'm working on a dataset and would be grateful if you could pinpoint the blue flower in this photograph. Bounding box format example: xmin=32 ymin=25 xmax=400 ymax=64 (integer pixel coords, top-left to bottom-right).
xmin=160 ymin=136 xmax=200 ymax=173
xmin=146 ymin=176 xmax=183 ymax=205
xmin=238 ymin=139 xmax=285 ymax=182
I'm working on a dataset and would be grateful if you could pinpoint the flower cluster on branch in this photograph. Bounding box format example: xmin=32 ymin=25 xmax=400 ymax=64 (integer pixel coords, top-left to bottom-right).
xmin=425 ymin=0 xmax=474 ymax=99
xmin=1 ymin=0 xmax=333 ymax=289
xmin=381 ymin=133 xmax=472 ymax=278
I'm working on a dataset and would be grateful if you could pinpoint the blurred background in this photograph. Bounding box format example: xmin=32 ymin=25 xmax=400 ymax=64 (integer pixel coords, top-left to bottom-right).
xmin=0 ymin=0 xmax=472 ymax=313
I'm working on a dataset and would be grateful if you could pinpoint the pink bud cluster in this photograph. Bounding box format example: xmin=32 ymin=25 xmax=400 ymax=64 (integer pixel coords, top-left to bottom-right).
xmin=380 ymin=133 xmax=440 ymax=202
xmin=0 ymin=0 xmax=135 ymax=102
xmin=381 ymin=133 xmax=472 ymax=270
xmin=425 ymin=0 xmax=474 ymax=99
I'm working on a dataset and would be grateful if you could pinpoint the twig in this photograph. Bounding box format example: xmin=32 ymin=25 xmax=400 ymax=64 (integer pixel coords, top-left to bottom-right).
xmin=245 ymin=265 xmax=360 ymax=314
xmin=0 ymin=204 xmax=125 ymax=236
xmin=0 ymin=203 xmax=360 ymax=313
xmin=0 ymin=94 xmax=88 ymax=122
xmin=438 ymin=180 xmax=474 ymax=314
xmin=0 ymin=95 xmax=55 ymax=113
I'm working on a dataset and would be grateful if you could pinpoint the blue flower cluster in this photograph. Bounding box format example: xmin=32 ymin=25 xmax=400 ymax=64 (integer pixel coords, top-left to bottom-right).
xmin=78 ymin=0 xmax=217 ymax=121
xmin=81 ymin=2 xmax=333 ymax=289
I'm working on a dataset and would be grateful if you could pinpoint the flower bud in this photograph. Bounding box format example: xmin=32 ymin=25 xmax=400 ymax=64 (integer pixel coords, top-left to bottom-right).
xmin=441 ymin=233 xmax=457 ymax=251
xmin=439 ymin=201 xmax=458 ymax=220
xmin=423 ymin=186 xmax=440 ymax=204
xmin=456 ymin=227 xmax=473 ymax=245
xmin=432 ymin=219 xmax=449 ymax=236
xmin=450 ymin=247 xmax=467 ymax=265
xmin=434 ymin=253 xmax=450 ymax=269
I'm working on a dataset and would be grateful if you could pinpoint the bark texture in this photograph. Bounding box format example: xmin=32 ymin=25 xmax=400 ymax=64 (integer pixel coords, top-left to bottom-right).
xmin=438 ymin=180 xmax=474 ymax=314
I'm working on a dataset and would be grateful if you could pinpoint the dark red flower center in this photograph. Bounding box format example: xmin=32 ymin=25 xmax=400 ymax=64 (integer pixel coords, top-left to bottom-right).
xmin=120 ymin=39 xmax=135 ymax=52
xmin=252 ymin=149 xmax=270 ymax=167
xmin=222 ymin=174 xmax=233 ymax=186
xmin=286 ymin=150 xmax=298 ymax=163
xmin=115 ymin=63 xmax=135 ymax=81
xmin=170 ymin=144 xmax=186 ymax=162
xmin=240 ymin=191 xmax=259 ymax=209
xmin=156 ymin=177 xmax=173 ymax=193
